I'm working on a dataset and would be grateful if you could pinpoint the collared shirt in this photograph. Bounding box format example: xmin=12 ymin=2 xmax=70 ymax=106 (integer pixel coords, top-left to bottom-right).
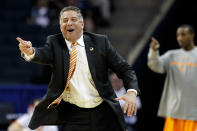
xmin=23 ymin=35 xmax=137 ymax=108
xmin=62 ymin=35 xmax=103 ymax=108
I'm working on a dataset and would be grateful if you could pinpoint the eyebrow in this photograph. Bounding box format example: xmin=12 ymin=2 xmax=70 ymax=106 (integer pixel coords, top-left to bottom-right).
xmin=62 ymin=17 xmax=78 ymax=19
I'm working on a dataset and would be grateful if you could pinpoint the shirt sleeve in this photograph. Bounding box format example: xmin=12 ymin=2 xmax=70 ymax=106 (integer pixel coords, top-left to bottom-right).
xmin=43 ymin=126 xmax=59 ymax=131
xmin=22 ymin=48 xmax=35 ymax=62
xmin=16 ymin=114 xmax=31 ymax=128
xmin=147 ymin=48 xmax=170 ymax=74
xmin=127 ymin=89 xmax=138 ymax=96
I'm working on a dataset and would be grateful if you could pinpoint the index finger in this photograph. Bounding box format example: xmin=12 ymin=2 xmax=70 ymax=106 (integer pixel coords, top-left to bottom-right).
xmin=16 ymin=37 xmax=24 ymax=43
xmin=151 ymin=37 xmax=157 ymax=42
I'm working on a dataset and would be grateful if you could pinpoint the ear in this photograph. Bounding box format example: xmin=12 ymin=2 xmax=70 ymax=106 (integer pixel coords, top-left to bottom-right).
xmin=81 ymin=21 xmax=84 ymax=29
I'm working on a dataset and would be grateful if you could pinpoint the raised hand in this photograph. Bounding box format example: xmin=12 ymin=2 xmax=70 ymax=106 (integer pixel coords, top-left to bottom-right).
xmin=17 ymin=37 xmax=34 ymax=56
xmin=115 ymin=91 xmax=137 ymax=117
xmin=150 ymin=37 xmax=160 ymax=51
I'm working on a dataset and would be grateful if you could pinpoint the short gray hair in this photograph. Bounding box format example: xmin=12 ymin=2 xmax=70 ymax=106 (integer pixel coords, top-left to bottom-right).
xmin=59 ymin=6 xmax=84 ymax=22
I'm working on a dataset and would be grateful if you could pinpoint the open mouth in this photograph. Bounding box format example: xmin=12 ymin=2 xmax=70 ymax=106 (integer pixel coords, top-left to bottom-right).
xmin=67 ymin=29 xmax=74 ymax=32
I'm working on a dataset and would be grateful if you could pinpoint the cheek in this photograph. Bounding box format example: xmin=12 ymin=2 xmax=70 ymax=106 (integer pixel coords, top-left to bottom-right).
xmin=60 ymin=23 xmax=66 ymax=28
xmin=78 ymin=23 xmax=84 ymax=30
xmin=183 ymin=37 xmax=189 ymax=42
xmin=178 ymin=36 xmax=186 ymax=41
xmin=177 ymin=36 xmax=181 ymax=41
xmin=187 ymin=37 xmax=192 ymax=41
xmin=75 ymin=25 xmax=83 ymax=32
xmin=60 ymin=25 xmax=67 ymax=32
xmin=79 ymin=26 xmax=83 ymax=31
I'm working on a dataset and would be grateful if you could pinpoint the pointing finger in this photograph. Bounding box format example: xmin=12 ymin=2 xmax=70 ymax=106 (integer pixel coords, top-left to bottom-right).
xmin=152 ymin=37 xmax=159 ymax=44
xmin=152 ymin=37 xmax=157 ymax=42
xmin=16 ymin=37 xmax=24 ymax=43
xmin=134 ymin=104 xmax=137 ymax=115
xmin=151 ymin=37 xmax=156 ymax=41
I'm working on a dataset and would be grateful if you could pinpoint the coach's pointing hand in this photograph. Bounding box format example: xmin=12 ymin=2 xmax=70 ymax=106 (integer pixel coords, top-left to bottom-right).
xmin=17 ymin=37 xmax=34 ymax=56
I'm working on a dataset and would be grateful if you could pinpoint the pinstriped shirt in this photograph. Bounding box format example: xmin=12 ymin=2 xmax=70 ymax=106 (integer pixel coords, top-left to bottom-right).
xmin=62 ymin=35 xmax=103 ymax=108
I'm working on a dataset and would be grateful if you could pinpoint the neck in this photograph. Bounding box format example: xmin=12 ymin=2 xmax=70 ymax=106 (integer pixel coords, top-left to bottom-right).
xmin=66 ymin=38 xmax=76 ymax=43
xmin=65 ymin=34 xmax=83 ymax=43
xmin=183 ymin=42 xmax=195 ymax=51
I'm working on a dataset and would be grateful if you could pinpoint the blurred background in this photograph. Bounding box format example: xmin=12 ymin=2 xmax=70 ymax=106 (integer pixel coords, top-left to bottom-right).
xmin=0 ymin=0 xmax=196 ymax=130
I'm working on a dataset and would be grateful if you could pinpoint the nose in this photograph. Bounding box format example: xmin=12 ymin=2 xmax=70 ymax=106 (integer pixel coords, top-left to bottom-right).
xmin=67 ymin=19 xmax=73 ymax=25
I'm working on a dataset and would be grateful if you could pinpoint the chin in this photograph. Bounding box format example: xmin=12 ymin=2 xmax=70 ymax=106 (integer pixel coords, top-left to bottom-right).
xmin=181 ymin=45 xmax=188 ymax=50
xmin=68 ymin=38 xmax=76 ymax=42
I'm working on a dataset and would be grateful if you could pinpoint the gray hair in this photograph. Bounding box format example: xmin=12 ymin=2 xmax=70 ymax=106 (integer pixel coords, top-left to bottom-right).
xmin=59 ymin=6 xmax=84 ymax=22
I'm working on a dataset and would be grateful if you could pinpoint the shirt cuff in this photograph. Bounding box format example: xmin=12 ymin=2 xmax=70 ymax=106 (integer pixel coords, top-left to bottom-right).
xmin=127 ymin=89 xmax=137 ymax=96
xmin=23 ymin=48 xmax=35 ymax=61
xmin=148 ymin=48 xmax=159 ymax=59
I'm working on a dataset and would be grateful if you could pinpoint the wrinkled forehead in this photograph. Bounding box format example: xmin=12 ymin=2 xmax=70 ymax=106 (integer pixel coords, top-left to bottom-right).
xmin=60 ymin=10 xmax=79 ymax=19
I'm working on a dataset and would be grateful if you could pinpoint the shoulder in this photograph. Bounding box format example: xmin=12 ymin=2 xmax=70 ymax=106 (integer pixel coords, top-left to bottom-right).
xmin=84 ymin=32 xmax=107 ymax=40
xmin=47 ymin=33 xmax=63 ymax=40
xmin=83 ymin=32 xmax=110 ymax=48
xmin=163 ymin=49 xmax=180 ymax=56
xmin=45 ymin=33 xmax=65 ymax=47
xmin=193 ymin=46 xmax=197 ymax=51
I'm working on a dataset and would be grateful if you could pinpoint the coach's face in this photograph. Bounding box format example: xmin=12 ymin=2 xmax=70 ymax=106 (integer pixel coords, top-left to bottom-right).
xmin=60 ymin=10 xmax=84 ymax=43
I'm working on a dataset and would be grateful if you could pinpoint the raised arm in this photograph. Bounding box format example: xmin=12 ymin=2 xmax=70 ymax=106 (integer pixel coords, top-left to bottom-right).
xmin=17 ymin=37 xmax=34 ymax=56
xmin=17 ymin=36 xmax=54 ymax=66
xmin=147 ymin=37 xmax=169 ymax=74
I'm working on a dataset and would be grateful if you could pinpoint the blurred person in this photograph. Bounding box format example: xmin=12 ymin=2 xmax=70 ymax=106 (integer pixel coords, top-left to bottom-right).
xmin=77 ymin=0 xmax=95 ymax=32
xmin=27 ymin=0 xmax=55 ymax=28
xmin=89 ymin=0 xmax=111 ymax=27
xmin=110 ymin=72 xmax=142 ymax=131
xmin=84 ymin=12 xmax=95 ymax=32
xmin=148 ymin=24 xmax=197 ymax=131
xmin=17 ymin=6 xmax=140 ymax=131
xmin=7 ymin=99 xmax=58 ymax=131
